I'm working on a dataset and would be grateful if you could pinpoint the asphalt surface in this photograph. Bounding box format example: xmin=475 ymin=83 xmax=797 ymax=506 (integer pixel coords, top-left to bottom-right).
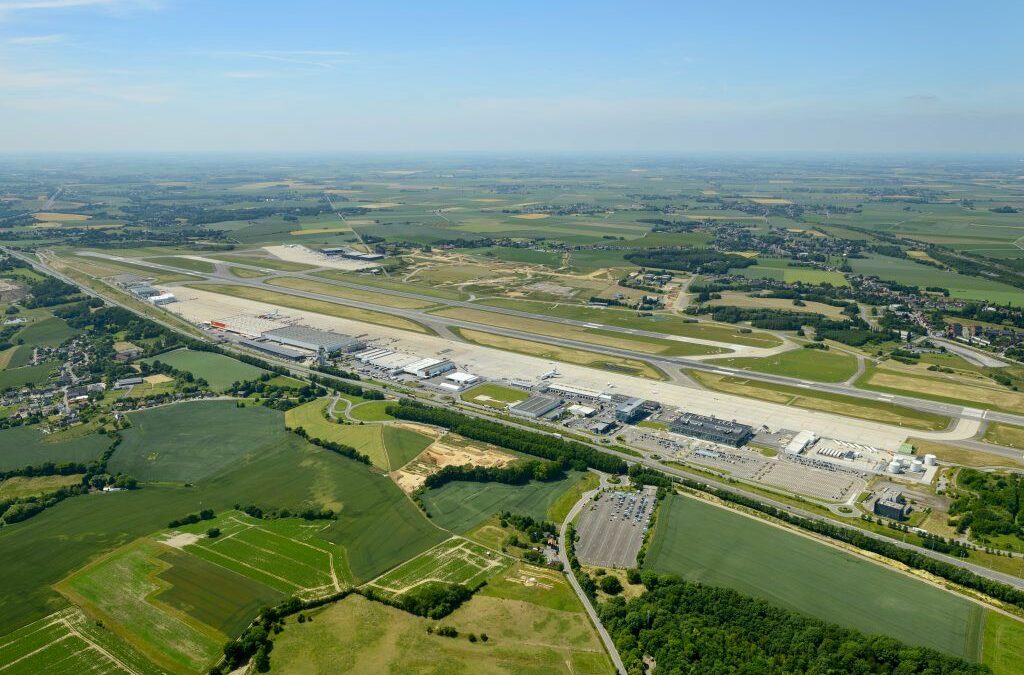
xmin=82 ymin=250 xmax=1024 ymax=435
xmin=575 ymin=487 xmax=656 ymax=567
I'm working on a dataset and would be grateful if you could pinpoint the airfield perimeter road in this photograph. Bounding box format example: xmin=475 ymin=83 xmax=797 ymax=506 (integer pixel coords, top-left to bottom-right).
xmin=78 ymin=250 xmax=1024 ymax=434
xmin=9 ymin=246 xmax=1024 ymax=595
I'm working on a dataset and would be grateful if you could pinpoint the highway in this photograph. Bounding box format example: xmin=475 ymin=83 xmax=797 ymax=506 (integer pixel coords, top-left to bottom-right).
xmin=78 ymin=250 xmax=1024 ymax=435
xmin=9 ymin=246 xmax=1024 ymax=594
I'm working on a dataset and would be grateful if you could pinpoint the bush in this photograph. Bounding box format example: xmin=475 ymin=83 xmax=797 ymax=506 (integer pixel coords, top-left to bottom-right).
xmin=599 ymin=575 xmax=623 ymax=595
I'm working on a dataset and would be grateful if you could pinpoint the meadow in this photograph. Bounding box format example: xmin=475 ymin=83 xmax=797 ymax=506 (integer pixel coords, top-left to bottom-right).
xmin=5 ymin=316 xmax=77 ymax=368
xmin=644 ymin=494 xmax=985 ymax=660
xmin=420 ymin=472 xmax=589 ymax=534
xmin=857 ymin=363 xmax=1024 ymax=415
xmin=734 ymin=258 xmax=850 ymax=286
xmin=460 ymin=383 xmax=529 ymax=409
xmin=0 ymin=360 xmax=59 ymax=391
xmin=141 ymin=348 xmax=268 ymax=391
xmin=851 ymin=254 xmax=1022 ymax=304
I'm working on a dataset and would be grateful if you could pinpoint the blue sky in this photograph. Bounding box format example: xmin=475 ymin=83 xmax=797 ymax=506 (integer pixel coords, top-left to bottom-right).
xmin=0 ymin=0 xmax=1021 ymax=152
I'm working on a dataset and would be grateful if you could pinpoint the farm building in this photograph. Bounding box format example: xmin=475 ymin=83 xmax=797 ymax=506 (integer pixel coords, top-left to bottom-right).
xmin=261 ymin=325 xmax=364 ymax=354
xmin=510 ymin=395 xmax=563 ymax=419
xmin=668 ymin=413 xmax=753 ymax=447
xmin=240 ymin=338 xmax=307 ymax=361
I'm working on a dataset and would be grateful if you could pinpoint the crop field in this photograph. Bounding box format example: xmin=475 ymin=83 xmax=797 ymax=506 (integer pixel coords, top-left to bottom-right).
xmin=382 ymin=426 xmax=434 ymax=468
xmin=6 ymin=317 xmax=77 ymax=367
xmin=706 ymin=346 xmax=859 ymax=383
xmin=186 ymin=283 xmax=433 ymax=334
xmin=110 ymin=401 xmax=290 ymax=482
xmin=57 ymin=539 xmax=226 ymax=673
xmin=420 ymin=471 xmax=588 ymax=534
xmin=687 ymin=370 xmax=950 ymax=430
xmin=454 ymin=327 xmax=667 ymax=381
xmin=141 ymin=348 xmax=267 ymax=391
xmin=734 ymin=258 xmax=850 ymax=286
xmin=644 ymin=495 xmax=985 ymax=660
xmin=476 ymin=297 xmax=783 ymax=347
xmin=982 ymin=611 xmax=1024 ymax=675
xmin=172 ymin=511 xmax=350 ymax=597
xmin=850 ymin=254 xmax=1022 ymax=304
xmin=0 ymin=607 xmax=163 ymax=675
xmin=348 ymin=400 xmax=396 ymax=421
xmin=0 ymin=360 xmax=58 ymax=391
xmin=0 ymin=424 xmax=110 ymax=471
xmin=707 ymin=291 xmax=850 ymax=320
xmin=366 ymin=537 xmax=510 ymax=598
xmin=0 ymin=474 xmax=83 ymax=500
xmin=460 ymin=383 xmax=529 ymax=409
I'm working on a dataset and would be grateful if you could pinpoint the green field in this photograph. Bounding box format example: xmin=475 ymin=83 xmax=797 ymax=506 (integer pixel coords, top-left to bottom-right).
xmin=146 ymin=256 xmax=217 ymax=273
xmin=348 ymin=400 xmax=396 ymax=421
xmin=366 ymin=537 xmax=511 ymax=598
xmin=173 ymin=511 xmax=350 ymax=596
xmin=459 ymin=383 xmax=529 ymax=409
xmin=110 ymin=400 xmax=290 ymax=482
xmin=851 ymin=254 xmax=1022 ymax=304
xmin=644 ymin=495 xmax=985 ymax=660
xmin=0 ymin=425 xmax=110 ymax=471
xmin=0 ymin=473 xmax=83 ymax=500
xmin=6 ymin=317 xmax=77 ymax=367
xmin=0 ymin=607 xmax=164 ymax=675
xmin=982 ymin=611 xmax=1024 ymax=675
xmin=734 ymin=258 xmax=850 ymax=286
xmin=141 ymin=348 xmax=267 ymax=391
xmin=706 ymin=346 xmax=859 ymax=383
xmin=211 ymin=253 xmax=316 ymax=271
xmin=420 ymin=472 xmax=588 ymax=534
xmin=57 ymin=539 xmax=226 ymax=673
xmin=382 ymin=425 xmax=434 ymax=468
xmin=0 ymin=360 xmax=59 ymax=391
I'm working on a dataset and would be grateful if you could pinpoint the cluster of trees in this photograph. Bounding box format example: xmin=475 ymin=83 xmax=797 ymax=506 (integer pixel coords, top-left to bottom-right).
xmin=397 ymin=582 xmax=474 ymax=619
xmin=233 ymin=503 xmax=335 ymax=521
xmin=687 ymin=304 xmax=891 ymax=346
xmin=623 ymin=247 xmax=756 ymax=274
xmin=309 ymin=369 xmax=385 ymax=401
xmin=422 ymin=459 xmax=565 ymax=490
xmin=167 ymin=509 xmax=215 ymax=528
xmin=499 ymin=512 xmax=557 ymax=543
xmin=600 ymin=574 xmax=987 ymax=674
xmin=288 ymin=426 xmax=371 ymax=465
xmin=22 ymin=277 xmax=83 ymax=308
xmin=226 ymin=375 xmax=324 ymax=411
xmin=673 ymin=477 xmax=1024 ymax=611
xmin=386 ymin=401 xmax=627 ymax=474
xmin=950 ymin=469 xmax=1023 ymax=543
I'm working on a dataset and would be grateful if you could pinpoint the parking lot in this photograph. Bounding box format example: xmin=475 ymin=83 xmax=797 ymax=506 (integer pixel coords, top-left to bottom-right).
xmin=574 ymin=486 xmax=657 ymax=568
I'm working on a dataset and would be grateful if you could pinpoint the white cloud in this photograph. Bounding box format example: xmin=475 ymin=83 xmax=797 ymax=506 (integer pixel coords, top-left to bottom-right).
xmin=7 ymin=33 xmax=63 ymax=44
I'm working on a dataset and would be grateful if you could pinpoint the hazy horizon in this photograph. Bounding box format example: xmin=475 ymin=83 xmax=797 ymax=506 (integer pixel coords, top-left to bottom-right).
xmin=1 ymin=0 xmax=1021 ymax=154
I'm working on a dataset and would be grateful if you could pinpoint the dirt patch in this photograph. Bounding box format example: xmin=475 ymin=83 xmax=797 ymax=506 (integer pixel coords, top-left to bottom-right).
xmin=159 ymin=532 xmax=202 ymax=549
xmin=511 ymin=213 xmax=550 ymax=220
xmin=34 ymin=212 xmax=91 ymax=222
xmin=143 ymin=374 xmax=173 ymax=384
xmin=390 ymin=437 xmax=516 ymax=494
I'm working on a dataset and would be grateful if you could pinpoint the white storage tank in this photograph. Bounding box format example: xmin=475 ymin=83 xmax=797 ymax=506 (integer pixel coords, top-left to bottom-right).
xmin=887 ymin=460 xmax=903 ymax=474
xmin=924 ymin=454 xmax=937 ymax=466
xmin=911 ymin=459 xmax=924 ymax=473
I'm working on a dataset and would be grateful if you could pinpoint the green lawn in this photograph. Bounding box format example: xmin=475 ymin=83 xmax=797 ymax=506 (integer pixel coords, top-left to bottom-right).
xmin=706 ymin=346 xmax=859 ymax=383
xmin=146 ymin=256 xmax=217 ymax=273
xmin=142 ymin=348 xmax=268 ymax=391
xmin=644 ymin=495 xmax=985 ymax=661
xmin=348 ymin=400 xmax=395 ymax=422
xmin=0 ymin=425 xmax=110 ymax=471
xmin=459 ymin=383 xmax=529 ymax=409
xmin=110 ymin=400 xmax=291 ymax=482
xmin=420 ymin=472 xmax=587 ymax=534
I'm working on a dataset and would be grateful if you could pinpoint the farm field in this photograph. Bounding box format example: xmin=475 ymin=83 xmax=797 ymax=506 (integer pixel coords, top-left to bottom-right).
xmin=56 ymin=539 xmax=226 ymax=673
xmin=982 ymin=611 xmax=1024 ymax=675
xmin=733 ymin=258 xmax=850 ymax=286
xmin=266 ymin=276 xmax=437 ymax=309
xmin=348 ymin=400 xmax=395 ymax=421
xmin=850 ymin=254 xmax=1022 ymax=304
xmin=460 ymin=383 xmax=529 ymax=409
xmin=110 ymin=400 xmax=290 ymax=482
xmin=0 ymin=424 xmax=110 ymax=471
xmin=431 ymin=306 xmax=727 ymax=357
xmin=687 ymin=370 xmax=950 ymax=430
xmin=0 ymin=607 xmax=163 ymax=675
xmin=644 ymin=494 xmax=985 ymax=660
xmin=5 ymin=317 xmax=77 ymax=367
xmin=453 ymin=327 xmax=666 ymax=381
xmin=0 ymin=473 xmax=83 ymax=500
xmin=0 ymin=360 xmax=59 ymax=391
xmin=476 ymin=297 xmax=783 ymax=348
xmin=707 ymin=291 xmax=851 ymax=320
xmin=266 ymin=591 xmax=611 ymax=674
xmin=420 ymin=472 xmax=589 ymax=534
xmin=366 ymin=537 xmax=510 ymax=598
xmin=186 ymin=283 xmax=433 ymax=334
xmin=706 ymin=346 xmax=859 ymax=383
xmin=141 ymin=347 xmax=267 ymax=391
xmin=171 ymin=511 xmax=350 ymax=597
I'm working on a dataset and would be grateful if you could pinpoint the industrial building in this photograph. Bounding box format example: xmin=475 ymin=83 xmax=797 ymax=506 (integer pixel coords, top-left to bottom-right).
xmin=510 ymin=395 xmax=563 ymax=419
xmin=445 ymin=372 xmax=479 ymax=387
xmin=401 ymin=357 xmax=454 ymax=378
xmin=873 ymin=489 xmax=911 ymax=521
xmin=262 ymin=325 xmax=364 ymax=355
xmin=240 ymin=338 xmax=307 ymax=361
xmin=785 ymin=430 xmax=818 ymax=455
xmin=321 ymin=247 xmax=385 ymax=261
xmin=668 ymin=413 xmax=753 ymax=447
xmin=149 ymin=292 xmax=177 ymax=305
xmin=210 ymin=314 xmax=289 ymax=338
xmin=128 ymin=285 xmax=161 ymax=298
xmin=544 ymin=382 xmax=611 ymax=403
xmin=614 ymin=397 xmax=648 ymax=424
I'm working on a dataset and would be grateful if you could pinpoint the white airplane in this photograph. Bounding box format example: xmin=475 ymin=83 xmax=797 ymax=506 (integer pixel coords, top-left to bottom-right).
xmin=540 ymin=369 xmax=560 ymax=379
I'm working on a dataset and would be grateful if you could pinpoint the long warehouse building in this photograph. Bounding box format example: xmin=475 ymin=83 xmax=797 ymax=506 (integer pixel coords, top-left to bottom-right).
xmin=668 ymin=413 xmax=753 ymax=447
xmin=261 ymin=325 xmax=364 ymax=354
